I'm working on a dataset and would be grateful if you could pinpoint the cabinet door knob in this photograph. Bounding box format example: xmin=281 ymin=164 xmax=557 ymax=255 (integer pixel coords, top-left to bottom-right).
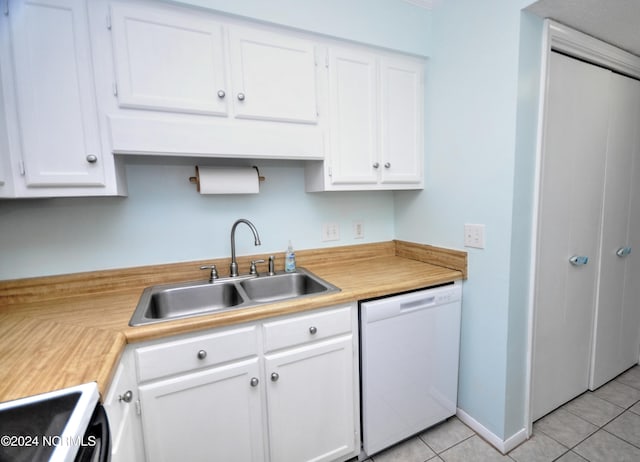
xmin=384 ymin=162 xmax=391 ymax=168
xmin=250 ymin=377 xmax=259 ymax=387
xmin=270 ymin=372 xmax=279 ymax=382
xmin=309 ymin=326 xmax=317 ymax=335
xmin=86 ymin=154 xmax=98 ymax=164
xmin=217 ymin=89 xmax=226 ymax=98
xmin=118 ymin=390 xmax=133 ymax=403
xmin=197 ymin=349 xmax=207 ymax=360
xmin=237 ymin=92 xmax=245 ymax=101
xmin=373 ymin=162 xmax=380 ymax=169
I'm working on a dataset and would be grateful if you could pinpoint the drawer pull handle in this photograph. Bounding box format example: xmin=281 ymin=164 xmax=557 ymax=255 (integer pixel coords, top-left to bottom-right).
xmin=197 ymin=350 xmax=207 ymax=360
xmin=250 ymin=377 xmax=259 ymax=387
xmin=118 ymin=390 xmax=133 ymax=403
xmin=309 ymin=326 xmax=318 ymax=335
xmin=271 ymin=372 xmax=279 ymax=382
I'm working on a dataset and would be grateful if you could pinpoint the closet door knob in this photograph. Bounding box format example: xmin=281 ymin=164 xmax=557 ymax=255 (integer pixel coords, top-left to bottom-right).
xmin=616 ymin=247 xmax=632 ymax=257
xmin=569 ymin=255 xmax=589 ymax=266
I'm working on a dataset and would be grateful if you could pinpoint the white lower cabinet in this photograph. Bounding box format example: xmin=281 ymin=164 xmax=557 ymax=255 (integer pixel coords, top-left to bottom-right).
xmin=265 ymin=337 xmax=356 ymax=462
xmin=139 ymin=358 xmax=265 ymax=462
xmin=111 ymin=303 xmax=359 ymax=462
xmin=263 ymin=305 xmax=357 ymax=462
xmin=103 ymin=349 xmax=146 ymax=462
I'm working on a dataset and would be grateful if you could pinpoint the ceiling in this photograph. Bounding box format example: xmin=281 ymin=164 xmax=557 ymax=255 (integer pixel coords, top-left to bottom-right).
xmin=525 ymin=0 xmax=640 ymax=57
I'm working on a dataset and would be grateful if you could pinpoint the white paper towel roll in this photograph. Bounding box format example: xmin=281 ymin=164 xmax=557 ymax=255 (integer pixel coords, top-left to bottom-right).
xmin=196 ymin=166 xmax=260 ymax=194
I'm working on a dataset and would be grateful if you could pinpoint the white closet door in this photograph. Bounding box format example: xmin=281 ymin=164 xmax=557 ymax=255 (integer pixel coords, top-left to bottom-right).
xmin=532 ymin=52 xmax=610 ymax=421
xmin=590 ymin=73 xmax=640 ymax=389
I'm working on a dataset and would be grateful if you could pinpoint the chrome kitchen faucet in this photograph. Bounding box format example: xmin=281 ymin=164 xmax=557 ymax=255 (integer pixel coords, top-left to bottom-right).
xmin=229 ymin=219 xmax=261 ymax=277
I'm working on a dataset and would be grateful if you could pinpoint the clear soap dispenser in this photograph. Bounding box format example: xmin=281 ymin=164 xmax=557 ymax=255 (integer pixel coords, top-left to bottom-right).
xmin=285 ymin=240 xmax=296 ymax=272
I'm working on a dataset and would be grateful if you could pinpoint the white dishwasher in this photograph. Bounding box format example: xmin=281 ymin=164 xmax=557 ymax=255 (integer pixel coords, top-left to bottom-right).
xmin=359 ymin=281 xmax=462 ymax=457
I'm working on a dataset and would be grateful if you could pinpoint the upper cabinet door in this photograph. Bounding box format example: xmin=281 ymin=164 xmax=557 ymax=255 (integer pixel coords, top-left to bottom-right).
xmin=327 ymin=48 xmax=378 ymax=185
xmin=110 ymin=2 xmax=228 ymax=116
xmin=228 ymin=26 xmax=318 ymax=124
xmin=8 ymin=0 xmax=105 ymax=187
xmin=379 ymin=56 xmax=424 ymax=186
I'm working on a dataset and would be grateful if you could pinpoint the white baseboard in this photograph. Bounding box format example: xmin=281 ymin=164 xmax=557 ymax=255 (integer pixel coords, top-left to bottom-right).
xmin=456 ymin=408 xmax=529 ymax=454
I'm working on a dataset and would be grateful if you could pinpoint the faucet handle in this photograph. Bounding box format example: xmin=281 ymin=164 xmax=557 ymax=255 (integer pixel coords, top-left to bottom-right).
xmin=200 ymin=264 xmax=219 ymax=283
xmin=249 ymin=259 xmax=266 ymax=276
xmin=268 ymin=255 xmax=276 ymax=276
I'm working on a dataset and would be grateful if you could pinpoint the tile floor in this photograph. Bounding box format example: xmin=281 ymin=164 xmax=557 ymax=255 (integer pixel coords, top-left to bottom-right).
xmin=361 ymin=365 xmax=640 ymax=462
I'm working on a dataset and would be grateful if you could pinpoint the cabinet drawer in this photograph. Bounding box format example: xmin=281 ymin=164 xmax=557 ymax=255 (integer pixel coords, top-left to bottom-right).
xmin=263 ymin=305 xmax=353 ymax=352
xmin=136 ymin=325 xmax=258 ymax=382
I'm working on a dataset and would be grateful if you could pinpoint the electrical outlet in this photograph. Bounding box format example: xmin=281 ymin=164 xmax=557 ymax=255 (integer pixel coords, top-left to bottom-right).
xmin=464 ymin=224 xmax=485 ymax=249
xmin=353 ymin=221 xmax=364 ymax=239
xmin=322 ymin=223 xmax=340 ymax=241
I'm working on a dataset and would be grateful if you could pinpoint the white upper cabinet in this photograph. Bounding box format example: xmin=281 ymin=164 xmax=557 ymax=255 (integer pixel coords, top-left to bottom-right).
xmin=305 ymin=46 xmax=425 ymax=191
xmin=110 ymin=3 xmax=228 ymax=116
xmin=100 ymin=0 xmax=324 ymax=159
xmin=0 ymin=0 xmax=124 ymax=197
xmin=1 ymin=0 xmax=425 ymax=193
xmin=325 ymin=48 xmax=378 ymax=186
xmin=229 ymin=26 xmax=318 ymax=124
xmin=379 ymin=56 xmax=424 ymax=185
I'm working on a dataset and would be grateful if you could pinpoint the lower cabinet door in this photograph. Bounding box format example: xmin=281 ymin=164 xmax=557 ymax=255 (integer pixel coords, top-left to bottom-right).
xmin=139 ymin=358 xmax=265 ymax=462
xmin=264 ymin=336 xmax=356 ymax=462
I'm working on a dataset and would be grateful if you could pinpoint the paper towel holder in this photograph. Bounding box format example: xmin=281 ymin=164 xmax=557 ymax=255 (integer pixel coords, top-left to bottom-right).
xmin=189 ymin=166 xmax=266 ymax=187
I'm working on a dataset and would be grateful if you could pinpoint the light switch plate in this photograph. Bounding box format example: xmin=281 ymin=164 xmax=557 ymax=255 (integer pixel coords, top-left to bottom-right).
xmin=464 ymin=224 xmax=485 ymax=249
xmin=322 ymin=223 xmax=340 ymax=241
xmin=353 ymin=221 xmax=364 ymax=239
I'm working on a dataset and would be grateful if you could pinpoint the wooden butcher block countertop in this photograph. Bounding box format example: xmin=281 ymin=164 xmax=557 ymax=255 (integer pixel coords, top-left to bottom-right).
xmin=0 ymin=241 xmax=466 ymax=403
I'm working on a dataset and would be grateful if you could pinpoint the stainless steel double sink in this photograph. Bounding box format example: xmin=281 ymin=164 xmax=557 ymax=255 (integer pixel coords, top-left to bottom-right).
xmin=129 ymin=268 xmax=340 ymax=326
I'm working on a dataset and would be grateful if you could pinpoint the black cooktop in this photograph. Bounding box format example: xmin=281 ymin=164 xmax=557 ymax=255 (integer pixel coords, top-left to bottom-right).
xmin=0 ymin=392 xmax=80 ymax=462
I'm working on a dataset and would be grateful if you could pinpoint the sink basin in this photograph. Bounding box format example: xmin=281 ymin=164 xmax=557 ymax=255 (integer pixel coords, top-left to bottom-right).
xmin=240 ymin=271 xmax=335 ymax=302
xmin=129 ymin=268 xmax=340 ymax=326
xmin=132 ymin=281 xmax=246 ymax=325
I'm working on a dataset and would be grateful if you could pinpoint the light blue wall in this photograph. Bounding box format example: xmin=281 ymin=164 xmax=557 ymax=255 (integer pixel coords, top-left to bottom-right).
xmin=394 ymin=0 xmax=539 ymax=440
xmin=0 ymin=0 xmax=432 ymax=281
xmin=0 ymin=159 xmax=395 ymax=279
xmin=172 ymin=0 xmax=432 ymax=56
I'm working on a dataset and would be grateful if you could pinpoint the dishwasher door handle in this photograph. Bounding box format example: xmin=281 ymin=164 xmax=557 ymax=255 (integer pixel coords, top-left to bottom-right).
xmin=399 ymin=297 xmax=436 ymax=313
